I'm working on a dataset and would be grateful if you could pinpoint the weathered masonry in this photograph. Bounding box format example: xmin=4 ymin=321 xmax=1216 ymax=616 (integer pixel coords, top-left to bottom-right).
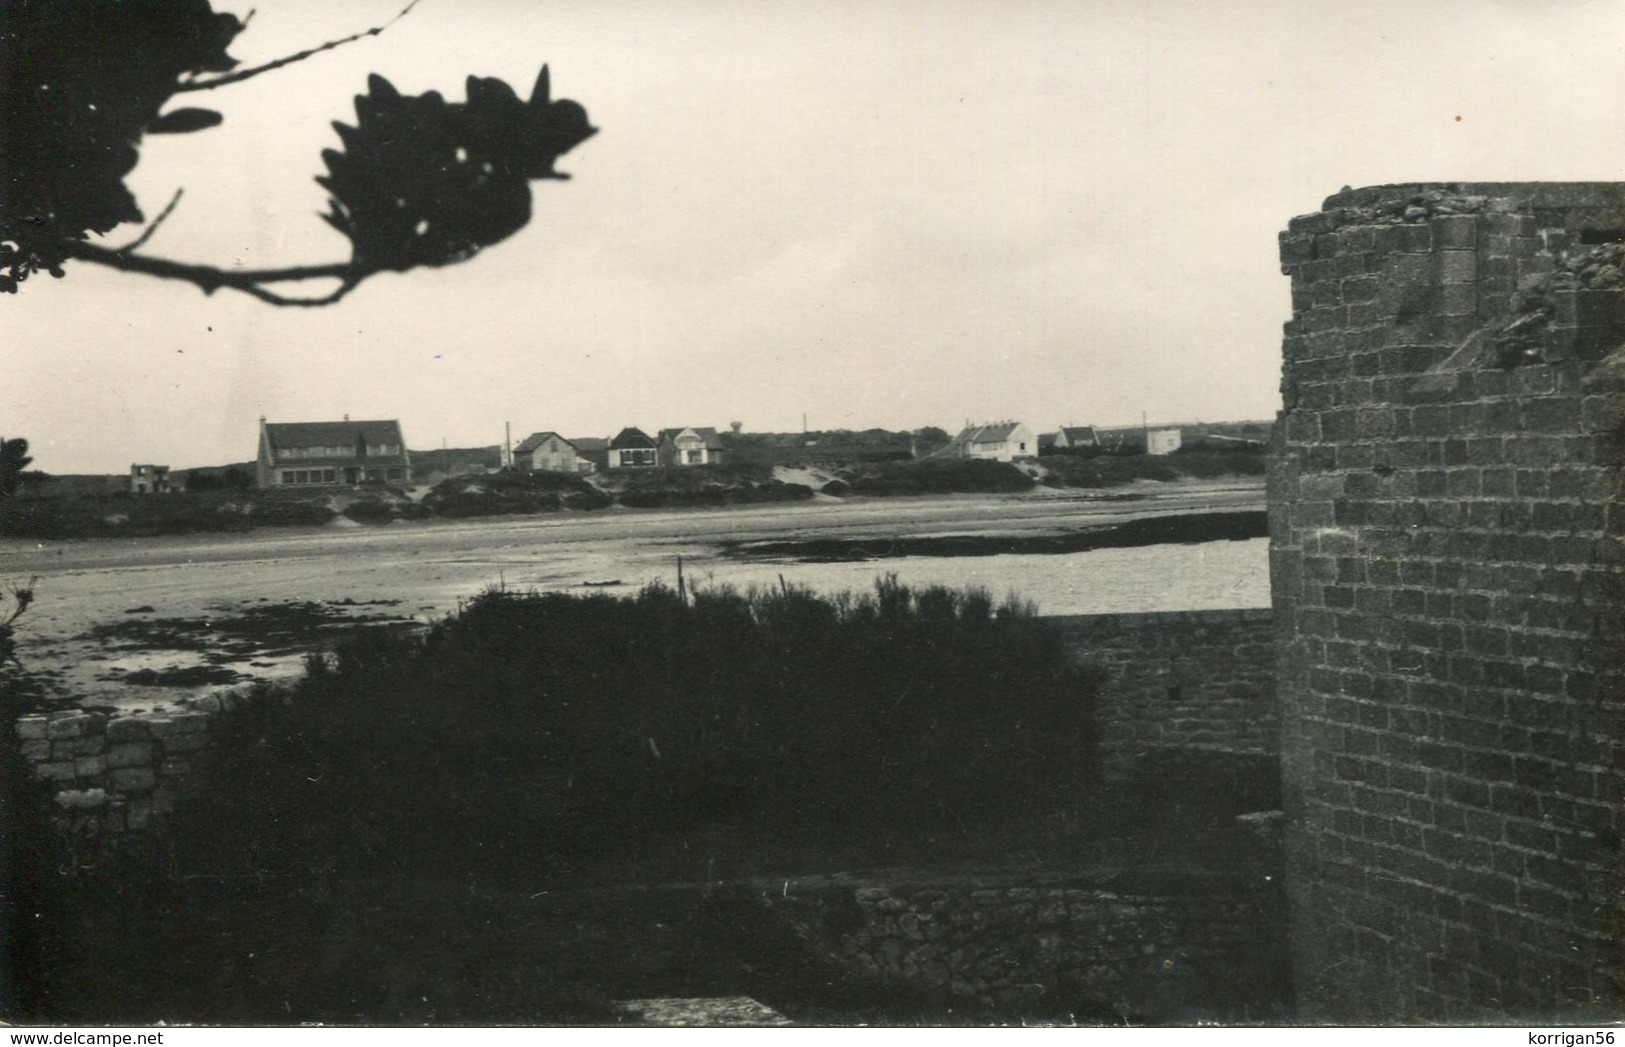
xmin=1272 ymin=183 xmax=1624 ymax=1021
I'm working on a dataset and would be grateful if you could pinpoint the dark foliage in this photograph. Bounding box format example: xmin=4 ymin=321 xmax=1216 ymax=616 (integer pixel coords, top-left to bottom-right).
xmin=169 ymin=580 xmax=1102 ymax=885
xmin=609 ymin=463 xmax=813 ymax=509
xmin=0 ymin=438 xmax=32 ymax=497
xmin=0 ymin=1 xmax=594 ymax=302
xmin=341 ymin=497 xmax=400 ymax=524
xmin=1037 ymin=452 xmax=1263 ymax=489
xmin=0 ymin=489 xmax=333 ymax=539
xmin=421 ymin=470 xmax=592 ymax=517
xmin=839 ymin=458 xmax=1036 ymax=497
xmin=0 ymin=0 xmax=242 ymax=290
xmin=320 ymin=68 xmax=594 ymax=274
xmin=183 ymin=464 xmax=254 ymax=491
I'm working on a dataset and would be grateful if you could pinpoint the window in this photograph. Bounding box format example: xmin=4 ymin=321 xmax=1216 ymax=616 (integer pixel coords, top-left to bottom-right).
xmin=686 ymin=450 xmax=703 ymax=464
xmin=281 ymin=471 xmax=295 ymax=484
xmin=323 ymin=470 xmax=337 ymax=483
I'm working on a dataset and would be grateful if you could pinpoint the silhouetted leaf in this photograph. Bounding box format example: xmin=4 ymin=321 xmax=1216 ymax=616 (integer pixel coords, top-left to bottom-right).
xmin=317 ymin=65 xmax=595 ymax=273
xmin=146 ymin=107 xmax=224 ymax=133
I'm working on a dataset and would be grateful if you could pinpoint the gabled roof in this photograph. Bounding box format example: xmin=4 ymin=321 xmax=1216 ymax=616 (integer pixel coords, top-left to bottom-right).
xmin=609 ymin=427 xmax=657 ymax=450
xmin=263 ymin=419 xmax=406 ymax=450
xmin=570 ymin=437 xmax=610 ymax=452
xmin=969 ymin=422 xmax=1023 ymax=443
xmin=513 ymin=431 xmax=573 ymax=455
xmin=658 ymin=426 xmax=725 ymax=450
xmin=1060 ymin=426 xmax=1098 ymax=444
xmin=932 ymin=422 xmax=1028 ymax=458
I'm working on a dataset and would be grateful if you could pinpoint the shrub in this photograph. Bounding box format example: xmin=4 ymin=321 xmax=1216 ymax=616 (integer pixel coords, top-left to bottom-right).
xmin=342 ymin=498 xmax=397 ymax=524
xmin=172 ymin=579 xmax=1104 ymax=884
xmin=561 ymin=488 xmax=613 ymax=511
xmin=842 ymin=458 xmax=1034 ymax=496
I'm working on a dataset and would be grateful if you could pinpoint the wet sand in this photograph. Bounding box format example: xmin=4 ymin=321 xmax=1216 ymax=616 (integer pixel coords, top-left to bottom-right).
xmin=2 ymin=479 xmax=1266 ymax=711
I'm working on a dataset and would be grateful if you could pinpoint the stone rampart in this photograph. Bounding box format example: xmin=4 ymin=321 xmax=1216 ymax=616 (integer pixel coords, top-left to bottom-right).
xmin=1272 ymin=182 xmax=1624 ymax=1021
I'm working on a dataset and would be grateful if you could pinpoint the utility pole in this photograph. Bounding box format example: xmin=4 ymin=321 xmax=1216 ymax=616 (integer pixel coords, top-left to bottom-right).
xmin=504 ymin=422 xmax=512 ymax=469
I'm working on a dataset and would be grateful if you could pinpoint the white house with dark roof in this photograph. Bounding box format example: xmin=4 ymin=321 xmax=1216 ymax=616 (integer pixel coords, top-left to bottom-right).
xmin=513 ymin=431 xmax=591 ymax=473
xmin=255 ymin=417 xmax=411 ymax=489
xmin=607 ymin=427 xmax=659 ymax=469
xmin=656 ymin=427 xmax=725 ymax=467
xmin=936 ymin=421 xmax=1036 ymax=462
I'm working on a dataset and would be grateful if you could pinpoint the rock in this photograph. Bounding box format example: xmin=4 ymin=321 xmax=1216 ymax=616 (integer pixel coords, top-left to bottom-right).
xmin=109 ymin=767 xmax=157 ymax=792
xmin=54 ymin=788 xmax=107 ymax=810
xmin=106 ymin=717 xmax=151 ymax=741
xmin=106 ymin=742 xmax=154 ymax=769
xmin=15 ymin=716 xmax=49 ymax=740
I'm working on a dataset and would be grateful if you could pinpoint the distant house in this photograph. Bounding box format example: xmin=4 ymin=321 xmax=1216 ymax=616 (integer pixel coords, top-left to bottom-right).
xmin=1147 ymin=428 xmax=1183 ymax=455
xmin=608 ymin=427 xmax=658 ymax=469
xmin=571 ymin=437 xmax=610 ymax=473
xmin=657 ymin=427 xmax=725 ymax=467
xmin=937 ymin=421 xmax=1036 ymax=462
xmin=1041 ymin=425 xmax=1098 ymax=455
xmin=256 ymin=417 xmax=411 ymax=489
xmin=513 ymin=431 xmax=591 ymax=473
xmin=129 ymin=463 xmax=173 ymax=494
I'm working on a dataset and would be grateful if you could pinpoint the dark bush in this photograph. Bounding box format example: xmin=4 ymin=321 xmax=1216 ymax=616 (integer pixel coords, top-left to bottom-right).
xmin=842 ymin=458 xmax=1034 ymax=496
xmin=341 ymin=498 xmax=397 ymax=524
xmin=248 ymin=495 xmax=338 ymax=528
xmin=561 ymin=488 xmax=613 ymax=511
xmin=421 ymin=472 xmax=580 ymax=517
xmin=820 ymin=479 xmax=851 ymax=497
xmin=0 ymin=489 xmax=339 ymax=539
xmin=172 ymin=580 xmax=1103 ymax=885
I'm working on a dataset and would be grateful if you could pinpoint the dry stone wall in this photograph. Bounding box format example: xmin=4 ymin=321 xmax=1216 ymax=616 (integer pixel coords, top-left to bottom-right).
xmin=1051 ymin=609 xmax=1276 ymax=784
xmin=711 ymin=859 xmax=1290 ymax=1023
xmin=13 ymin=702 xmax=228 ymax=859
xmin=1272 ymin=182 xmax=1625 ymax=1022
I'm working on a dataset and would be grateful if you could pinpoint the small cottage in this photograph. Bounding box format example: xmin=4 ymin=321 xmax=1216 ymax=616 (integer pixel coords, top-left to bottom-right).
xmin=656 ymin=427 xmax=725 ymax=467
xmin=513 ymin=431 xmax=591 ymax=473
xmin=608 ymin=427 xmax=659 ymax=469
xmin=937 ymin=421 xmax=1035 ymax=462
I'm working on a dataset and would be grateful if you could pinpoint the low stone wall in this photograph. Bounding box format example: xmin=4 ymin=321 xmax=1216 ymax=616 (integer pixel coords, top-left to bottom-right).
xmin=711 ymin=856 xmax=1292 ymax=1022
xmin=1051 ymin=609 xmax=1277 ymax=783
xmin=13 ymin=703 xmax=228 ymax=857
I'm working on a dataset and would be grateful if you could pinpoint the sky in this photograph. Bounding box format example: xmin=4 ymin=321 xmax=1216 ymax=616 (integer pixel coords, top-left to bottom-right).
xmin=7 ymin=0 xmax=1625 ymax=474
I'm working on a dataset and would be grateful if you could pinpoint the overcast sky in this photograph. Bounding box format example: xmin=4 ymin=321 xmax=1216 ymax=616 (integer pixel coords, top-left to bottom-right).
xmin=7 ymin=0 xmax=1624 ymax=473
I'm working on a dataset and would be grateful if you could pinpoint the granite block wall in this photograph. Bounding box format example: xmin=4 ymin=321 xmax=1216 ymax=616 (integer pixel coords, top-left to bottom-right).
xmin=1052 ymin=609 xmax=1277 ymax=784
xmin=1272 ymin=182 xmax=1625 ymax=1022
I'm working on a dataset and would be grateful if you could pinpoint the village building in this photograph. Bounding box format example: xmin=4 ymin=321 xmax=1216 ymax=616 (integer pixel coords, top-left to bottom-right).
xmin=656 ymin=427 xmax=725 ymax=467
xmin=513 ymin=431 xmax=593 ymax=473
xmin=255 ymin=418 xmax=411 ymax=489
xmin=607 ymin=427 xmax=658 ymax=469
xmin=936 ymin=421 xmax=1036 ymax=462
xmin=570 ymin=437 xmax=611 ymax=473
xmin=1039 ymin=425 xmax=1099 ymax=455
xmin=1146 ymin=428 xmax=1183 ymax=455
xmin=128 ymin=463 xmax=174 ymax=494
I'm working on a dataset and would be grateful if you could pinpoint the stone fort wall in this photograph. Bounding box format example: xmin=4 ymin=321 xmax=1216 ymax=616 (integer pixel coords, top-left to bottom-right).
xmin=1272 ymin=182 xmax=1624 ymax=1021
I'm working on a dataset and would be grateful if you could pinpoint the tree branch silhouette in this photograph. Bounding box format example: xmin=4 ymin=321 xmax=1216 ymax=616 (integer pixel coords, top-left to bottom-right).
xmin=61 ymin=242 xmax=361 ymax=307
xmin=174 ymin=0 xmax=423 ymax=93
xmin=110 ymin=189 xmax=186 ymax=254
xmin=0 ymin=1 xmax=595 ymax=305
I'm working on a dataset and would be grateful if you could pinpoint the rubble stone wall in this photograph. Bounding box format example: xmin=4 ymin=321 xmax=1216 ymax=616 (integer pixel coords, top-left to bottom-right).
xmin=718 ymin=858 xmax=1291 ymax=1023
xmin=1272 ymin=182 xmax=1625 ymax=1022
xmin=1051 ymin=609 xmax=1277 ymax=782
xmin=13 ymin=700 xmax=230 ymax=858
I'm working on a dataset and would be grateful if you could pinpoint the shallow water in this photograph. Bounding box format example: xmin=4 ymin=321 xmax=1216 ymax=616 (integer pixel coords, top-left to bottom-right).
xmin=5 ymin=482 xmax=1267 ymax=710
